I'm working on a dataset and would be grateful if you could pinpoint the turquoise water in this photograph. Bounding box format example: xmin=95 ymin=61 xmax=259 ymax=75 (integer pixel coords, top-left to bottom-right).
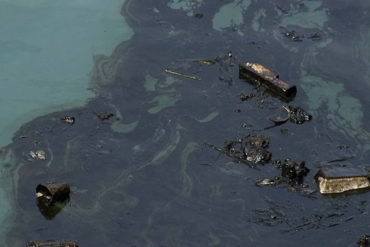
xmin=0 ymin=0 xmax=132 ymax=244
xmin=0 ymin=0 xmax=132 ymax=147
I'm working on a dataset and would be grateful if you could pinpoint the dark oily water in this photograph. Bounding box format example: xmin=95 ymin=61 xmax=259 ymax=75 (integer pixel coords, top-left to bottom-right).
xmin=2 ymin=0 xmax=370 ymax=246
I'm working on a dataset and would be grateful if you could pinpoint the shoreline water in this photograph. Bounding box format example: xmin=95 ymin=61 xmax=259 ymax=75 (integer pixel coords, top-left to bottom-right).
xmin=0 ymin=0 xmax=133 ymax=243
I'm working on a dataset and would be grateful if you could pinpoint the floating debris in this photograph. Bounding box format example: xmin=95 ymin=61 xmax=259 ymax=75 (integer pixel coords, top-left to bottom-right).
xmin=358 ymin=235 xmax=370 ymax=247
xmin=275 ymin=159 xmax=309 ymax=185
xmin=269 ymin=106 xmax=290 ymax=125
xmin=26 ymin=240 xmax=79 ymax=247
xmin=256 ymin=177 xmax=281 ymax=186
xmin=206 ymin=135 xmax=271 ymax=168
xmin=36 ymin=183 xmax=70 ymax=205
xmin=194 ymin=13 xmax=203 ymax=19
xmin=286 ymin=106 xmax=312 ymax=124
xmin=315 ymin=167 xmax=370 ymax=194
xmin=218 ymin=51 xmax=233 ymax=69
xmin=270 ymin=105 xmax=312 ymax=125
xmin=240 ymin=93 xmax=255 ymax=101
xmin=307 ymin=32 xmax=322 ymax=40
xmin=248 ymin=135 xmax=269 ymax=148
xmin=61 ymin=116 xmax=75 ymax=125
xmin=29 ymin=150 xmax=46 ymax=160
xmin=239 ymin=62 xmax=297 ymax=100
xmin=36 ymin=183 xmax=70 ymax=219
xmin=37 ymin=195 xmax=70 ymax=220
xmin=97 ymin=113 xmax=114 ymax=121
xmin=193 ymin=59 xmax=215 ymax=66
xmin=283 ymin=30 xmax=303 ymax=41
xmin=165 ymin=68 xmax=199 ymax=80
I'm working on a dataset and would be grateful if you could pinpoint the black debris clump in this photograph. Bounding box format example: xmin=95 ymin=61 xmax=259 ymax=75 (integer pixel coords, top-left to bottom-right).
xmin=287 ymin=106 xmax=312 ymax=124
xmin=240 ymin=93 xmax=255 ymax=101
xmin=207 ymin=135 xmax=271 ymax=167
xmin=275 ymin=159 xmax=310 ymax=185
xmin=97 ymin=113 xmax=115 ymax=121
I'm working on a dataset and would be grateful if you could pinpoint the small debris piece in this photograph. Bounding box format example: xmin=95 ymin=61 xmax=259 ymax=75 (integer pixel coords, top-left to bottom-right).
xmin=270 ymin=105 xmax=311 ymax=125
xmin=286 ymin=106 xmax=312 ymax=124
xmin=239 ymin=62 xmax=297 ymax=100
xmin=29 ymin=151 xmax=37 ymax=159
xmin=194 ymin=13 xmax=203 ymax=19
xmin=276 ymin=159 xmax=309 ymax=185
xmin=216 ymin=51 xmax=233 ymax=69
xmin=283 ymin=30 xmax=303 ymax=41
xmin=248 ymin=135 xmax=269 ymax=148
xmin=240 ymin=93 xmax=255 ymax=101
xmin=234 ymin=109 xmax=241 ymax=113
xmin=206 ymin=135 xmax=271 ymax=168
xmin=243 ymin=136 xmax=271 ymax=165
xmin=165 ymin=68 xmax=199 ymax=80
xmin=280 ymin=128 xmax=288 ymax=135
xmin=26 ymin=240 xmax=79 ymax=247
xmin=61 ymin=116 xmax=75 ymax=125
xmin=256 ymin=177 xmax=281 ymax=186
xmin=270 ymin=106 xmax=290 ymax=125
xmin=193 ymin=59 xmax=215 ymax=66
xmin=315 ymin=167 xmax=370 ymax=194
xmin=307 ymin=32 xmax=321 ymax=40
xmin=29 ymin=150 xmax=46 ymax=160
xmin=36 ymin=183 xmax=70 ymax=205
xmin=97 ymin=113 xmax=114 ymax=121
xmin=358 ymin=235 xmax=370 ymax=247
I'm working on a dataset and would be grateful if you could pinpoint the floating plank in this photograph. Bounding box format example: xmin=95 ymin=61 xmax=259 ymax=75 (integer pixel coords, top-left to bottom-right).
xmin=315 ymin=167 xmax=370 ymax=194
xmin=239 ymin=62 xmax=297 ymax=100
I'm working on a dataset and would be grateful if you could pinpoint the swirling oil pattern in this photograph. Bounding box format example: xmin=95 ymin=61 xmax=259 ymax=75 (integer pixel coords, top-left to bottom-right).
xmin=1 ymin=0 xmax=370 ymax=246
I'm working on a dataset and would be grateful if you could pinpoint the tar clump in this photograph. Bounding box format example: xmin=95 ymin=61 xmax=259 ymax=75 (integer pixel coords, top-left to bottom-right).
xmin=358 ymin=235 xmax=370 ymax=247
xmin=270 ymin=105 xmax=312 ymax=125
xmin=207 ymin=135 xmax=271 ymax=168
xmin=275 ymin=159 xmax=310 ymax=185
xmin=287 ymin=106 xmax=312 ymax=124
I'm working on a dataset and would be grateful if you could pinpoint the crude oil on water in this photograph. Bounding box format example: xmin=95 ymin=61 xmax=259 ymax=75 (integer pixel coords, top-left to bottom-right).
xmin=0 ymin=0 xmax=370 ymax=246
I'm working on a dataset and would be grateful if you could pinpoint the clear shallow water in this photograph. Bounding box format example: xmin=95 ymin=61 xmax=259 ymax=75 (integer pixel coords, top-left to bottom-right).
xmin=1 ymin=0 xmax=370 ymax=246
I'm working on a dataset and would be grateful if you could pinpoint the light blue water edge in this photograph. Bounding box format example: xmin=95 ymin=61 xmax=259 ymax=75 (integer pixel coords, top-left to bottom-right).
xmin=0 ymin=0 xmax=133 ymax=243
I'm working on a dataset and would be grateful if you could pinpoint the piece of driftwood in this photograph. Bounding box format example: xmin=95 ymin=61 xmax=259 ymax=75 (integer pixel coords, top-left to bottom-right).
xmin=165 ymin=68 xmax=199 ymax=80
xmin=315 ymin=167 xmax=370 ymax=194
xmin=26 ymin=240 xmax=79 ymax=247
xmin=239 ymin=62 xmax=297 ymax=100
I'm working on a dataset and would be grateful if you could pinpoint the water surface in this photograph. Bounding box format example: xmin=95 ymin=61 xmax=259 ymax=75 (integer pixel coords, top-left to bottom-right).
xmin=2 ymin=0 xmax=370 ymax=246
